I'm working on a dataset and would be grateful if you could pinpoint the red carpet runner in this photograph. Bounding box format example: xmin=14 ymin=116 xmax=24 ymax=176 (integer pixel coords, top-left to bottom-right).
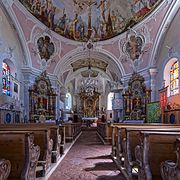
xmin=49 ymin=129 xmax=125 ymax=180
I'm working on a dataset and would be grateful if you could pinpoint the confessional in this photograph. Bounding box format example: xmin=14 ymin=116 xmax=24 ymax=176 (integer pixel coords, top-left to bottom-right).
xmin=29 ymin=71 xmax=57 ymax=122
xmin=123 ymin=72 xmax=151 ymax=120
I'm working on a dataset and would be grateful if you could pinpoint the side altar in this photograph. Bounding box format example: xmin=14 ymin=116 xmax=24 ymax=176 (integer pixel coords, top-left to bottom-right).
xmin=29 ymin=71 xmax=57 ymax=122
xmin=123 ymin=72 xmax=151 ymax=120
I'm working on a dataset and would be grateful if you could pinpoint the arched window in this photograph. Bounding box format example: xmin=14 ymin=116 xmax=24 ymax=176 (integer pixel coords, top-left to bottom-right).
xmin=65 ymin=93 xmax=72 ymax=110
xmin=107 ymin=92 xmax=114 ymax=110
xmin=2 ymin=62 xmax=11 ymax=96
xmin=170 ymin=61 xmax=179 ymax=96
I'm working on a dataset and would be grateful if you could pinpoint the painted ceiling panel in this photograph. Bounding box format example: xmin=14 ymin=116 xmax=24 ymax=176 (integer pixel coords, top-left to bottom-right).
xmin=19 ymin=0 xmax=162 ymax=42
xmin=71 ymin=58 xmax=108 ymax=71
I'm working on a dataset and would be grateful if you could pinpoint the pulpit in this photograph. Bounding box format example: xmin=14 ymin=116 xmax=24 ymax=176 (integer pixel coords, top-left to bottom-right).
xmin=29 ymin=71 xmax=57 ymax=122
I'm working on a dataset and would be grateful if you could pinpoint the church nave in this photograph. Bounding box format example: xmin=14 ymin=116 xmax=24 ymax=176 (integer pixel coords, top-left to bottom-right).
xmin=48 ymin=129 xmax=125 ymax=180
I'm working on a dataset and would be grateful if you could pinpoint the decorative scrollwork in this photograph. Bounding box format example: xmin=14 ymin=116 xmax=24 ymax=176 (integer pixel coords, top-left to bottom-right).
xmin=0 ymin=159 xmax=11 ymax=180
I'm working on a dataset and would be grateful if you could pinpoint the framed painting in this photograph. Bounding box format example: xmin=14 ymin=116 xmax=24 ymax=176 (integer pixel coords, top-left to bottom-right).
xmin=146 ymin=101 xmax=162 ymax=123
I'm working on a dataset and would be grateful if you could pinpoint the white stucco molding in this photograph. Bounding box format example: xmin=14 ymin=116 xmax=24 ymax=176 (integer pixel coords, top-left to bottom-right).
xmin=149 ymin=0 xmax=180 ymax=67
xmin=30 ymin=25 xmax=61 ymax=70
xmin=2 ymin=0 xmax=32 ymax=67
xmin=54 ymin=46 xmax=125 ymax=79
xmin=65 ymin=67 xmax=113 ymax=85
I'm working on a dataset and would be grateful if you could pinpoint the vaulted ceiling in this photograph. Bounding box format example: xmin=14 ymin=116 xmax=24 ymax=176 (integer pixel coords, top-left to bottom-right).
xmin=19 ymin=0 xmax=162 ymax=42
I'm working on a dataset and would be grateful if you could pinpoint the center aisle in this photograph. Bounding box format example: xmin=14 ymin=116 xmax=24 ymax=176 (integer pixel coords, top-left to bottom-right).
xmin=49 ymin=129 xmax=125 ymax=180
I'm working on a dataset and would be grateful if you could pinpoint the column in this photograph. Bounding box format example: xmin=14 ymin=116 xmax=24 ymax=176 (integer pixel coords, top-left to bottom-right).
xmin=149 ymin=68 xmax=158 ymax=102
xmin=23 ymin=79 xmax=31 ymax=122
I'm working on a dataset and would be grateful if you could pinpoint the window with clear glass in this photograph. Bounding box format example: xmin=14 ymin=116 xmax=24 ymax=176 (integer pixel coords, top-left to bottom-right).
xmin=2 ymin=62 xmax=11 ymax=96
xmin=170 ymin=61 xmax=179 ymax=96
xmin=107 ymin=92 xmax=114 ymax=110
xmin=65 ymin=93 xmax=72 ymax=110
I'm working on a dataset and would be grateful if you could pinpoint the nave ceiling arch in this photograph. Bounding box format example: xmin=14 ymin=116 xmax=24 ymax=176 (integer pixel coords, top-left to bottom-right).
xmin=0 ymin=0 xmax=177 ymax=90
xmin=54 ymin=49 xmax=123 ymax=94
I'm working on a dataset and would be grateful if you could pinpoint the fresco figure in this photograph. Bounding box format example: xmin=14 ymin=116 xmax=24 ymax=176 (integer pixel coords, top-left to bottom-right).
xmin=19 ymin=0 xmax=162 ymax=42
xmin=31 ymin=0 xmax=41 ymax=16
xmin=131 ymin=0 xmax=150 ymax=19
xmin=48 ymin=6 xmax=56 ymax=29
xmin=37 ymin=36 xmax=55 ymax=61
xmin=126 ymin=34 xmax=143 ymax=61
xmin=73 ymin=13 xmax=79 ymax=39
xmin=57 ymin=13 xmax=67 ymax=32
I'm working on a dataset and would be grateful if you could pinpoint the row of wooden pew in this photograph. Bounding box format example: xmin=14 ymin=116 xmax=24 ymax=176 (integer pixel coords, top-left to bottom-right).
xmin=96 ymin=122 xmax=112 ymax=144
xmin=0 ymin=122 xmax=82 ymax=180
xmin=111 ymin=123 xmax=180 ymax=180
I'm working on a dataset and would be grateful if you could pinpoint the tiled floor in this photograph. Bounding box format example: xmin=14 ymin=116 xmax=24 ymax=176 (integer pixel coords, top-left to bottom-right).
xmin=49 ymin=129 xmax=125 ymax=180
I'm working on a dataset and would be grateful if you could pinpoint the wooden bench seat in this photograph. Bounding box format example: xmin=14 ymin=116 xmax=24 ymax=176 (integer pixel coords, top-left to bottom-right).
xmin=97 ymin=122 xmax=112 ymax=144
xmin=0 ymin=131 xmax=40 ymax=180
xmin=123 ymin=127 xmax=180 ymax=178
xmin=111 ymin=124 xmax=180 ymax=163
xmin=0 ymin=126 xmax=53 ymax=177
xmin=135 ymin=131 xmax=180 ymax=180
xmin=0 ymin=158 xmax=11 ymax=180
xmin=63 ymin=123 xmax=81 ymax=142
xmin=161 ymin=137 xmax=180 ymax=180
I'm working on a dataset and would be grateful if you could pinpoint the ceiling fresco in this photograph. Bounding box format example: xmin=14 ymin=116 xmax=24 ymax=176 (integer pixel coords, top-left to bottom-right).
xmin=19 ymin=0 xmax=162 ymax=42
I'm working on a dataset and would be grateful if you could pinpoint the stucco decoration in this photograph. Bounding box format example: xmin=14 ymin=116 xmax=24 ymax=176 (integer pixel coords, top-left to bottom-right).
xmin=120 ymin=27 xmax=152 ymax=71
xmin=30 ymin=28 xmax=59 ymax=70
xmin=19 ymin=0 xmax=162 ymax=42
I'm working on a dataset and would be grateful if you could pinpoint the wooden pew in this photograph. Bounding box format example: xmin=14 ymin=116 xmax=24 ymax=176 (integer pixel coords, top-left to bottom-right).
xmin=111 ymin=124 xmax=180 ymax=163
xmin=19 ymin=123 xmax=65 ymax=156
xmin=0 ymin=127 xmax=53 ymax=177
xmin=0 ymin=158 xmax=11 ymax=180
xmin=135 ymin=131 xmax=180 ymax=180
xmin=0 ymin=131 xmax=40 ymax=180
xmin=58 ymin=125 xmax=66 ymax=155
xmin=63 ymin=123 xmax=81 ymax=142
xmin=111 ymin=124 xmax=180 ymax=179
xmin=97 ymin=122 xmax=112 ymax=144
xmin=161 ymin=137 xmax=180 ymax=180
xmin=123 ymin=127 xmax=180 ymax=179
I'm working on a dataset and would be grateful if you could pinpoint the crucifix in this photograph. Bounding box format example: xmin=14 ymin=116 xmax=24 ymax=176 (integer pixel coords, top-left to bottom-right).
xmin=83 ymin=0 xmax=97 ymax=39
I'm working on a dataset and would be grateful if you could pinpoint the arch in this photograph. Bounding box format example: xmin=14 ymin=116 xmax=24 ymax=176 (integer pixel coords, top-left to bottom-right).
xmin=0 ymin=2 xmax=31 ymax=67
xmin=3 ymin=58 xmax=16 ymax=77
xmin=149 ymin=0 xmax=180 ymax=67
xmin=54 ymin=48 xmax=125 ymax=80
xmin=164 ymin=57 xmax=179 ymax=97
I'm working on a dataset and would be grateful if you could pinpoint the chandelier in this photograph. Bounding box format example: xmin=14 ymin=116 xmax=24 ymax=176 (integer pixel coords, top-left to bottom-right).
xmin=80 ymin=77 xmax=98 ymax=96
xmin=79 ymin=39 xmax=99 ymax=96
xmin=80 ymin=59 xmax=99 ymax=96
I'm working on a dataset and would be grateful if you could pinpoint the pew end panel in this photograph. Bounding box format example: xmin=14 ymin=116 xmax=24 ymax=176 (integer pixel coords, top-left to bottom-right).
xmin=161 ymin=137 xmax=180 ymax=180
xmin=136 ymin=131 xmax=180 ymax=180
xmin=0 ymin=131 xmax=40 ymax=180
xmin=0 ymin=159 xmax=11 ymax=180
